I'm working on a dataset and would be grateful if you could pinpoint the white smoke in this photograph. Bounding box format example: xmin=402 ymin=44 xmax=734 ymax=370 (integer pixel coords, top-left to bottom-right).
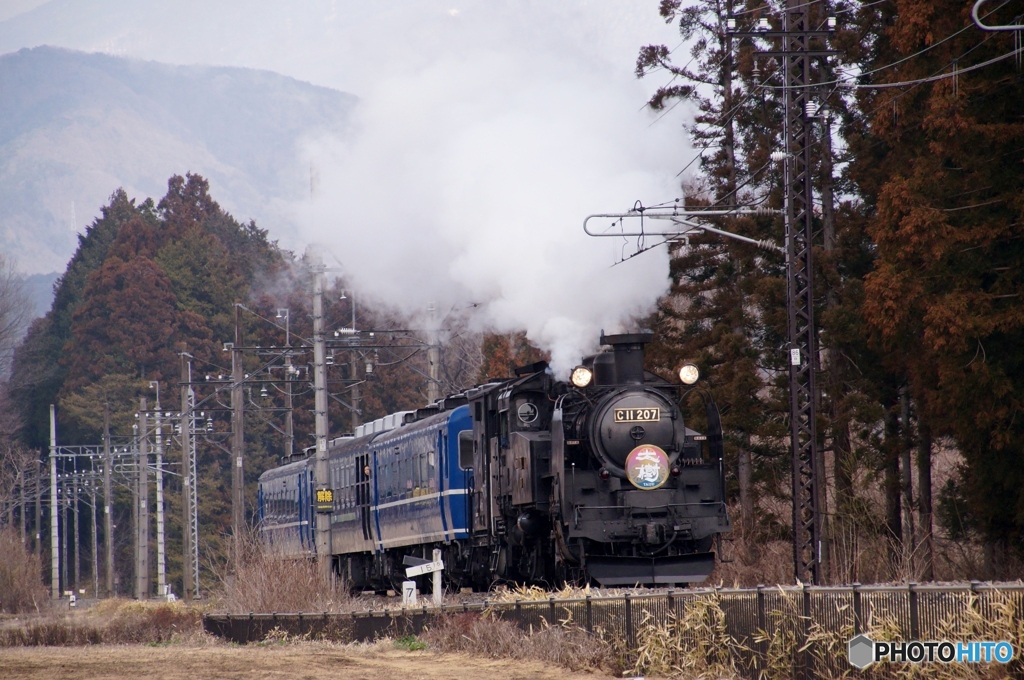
xmin=292 ymin=5 xmax=684 ymax=375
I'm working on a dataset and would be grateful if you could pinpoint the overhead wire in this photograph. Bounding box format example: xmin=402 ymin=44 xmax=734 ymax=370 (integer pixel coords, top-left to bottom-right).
xmin=665 ymin=0 xmax=1016 ymax=204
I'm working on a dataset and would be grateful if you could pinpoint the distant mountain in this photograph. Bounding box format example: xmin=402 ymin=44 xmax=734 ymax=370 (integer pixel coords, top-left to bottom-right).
xmin=21 ymin=271 xmax=59 ymax=320
xmin=0 ymin=46 xmax=356 ymax=274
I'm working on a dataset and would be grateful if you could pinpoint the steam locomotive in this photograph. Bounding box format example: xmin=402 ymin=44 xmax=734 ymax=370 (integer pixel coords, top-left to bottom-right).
xmin=258 ymin=332 xmax=730 ymax=590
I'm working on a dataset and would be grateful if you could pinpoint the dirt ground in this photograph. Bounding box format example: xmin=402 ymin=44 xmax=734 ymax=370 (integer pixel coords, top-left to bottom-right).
xmin=0 ymin=643 xmax=623 ymax=680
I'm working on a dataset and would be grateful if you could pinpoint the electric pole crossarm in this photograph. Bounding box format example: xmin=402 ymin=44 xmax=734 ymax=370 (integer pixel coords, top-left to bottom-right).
xmin=972 ymin=0 xmax=1024 ymax=31
xmin=727 ymin=30 xmax=835 ymax=38
xmin=583 ymin=207 xmax=777 ymax=236
xmin=667 ymin=219 xmax=786 ymax=254
xmin=582 ymin=210 xmax=785 ymax=254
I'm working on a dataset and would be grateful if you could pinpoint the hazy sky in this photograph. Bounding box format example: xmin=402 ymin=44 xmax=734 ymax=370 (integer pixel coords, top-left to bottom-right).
xmin=1 ymin=1 xmax=693 ymax=369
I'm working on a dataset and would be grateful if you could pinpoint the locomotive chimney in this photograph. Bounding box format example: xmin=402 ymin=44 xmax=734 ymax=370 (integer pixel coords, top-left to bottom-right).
xmin=599 ymin=332 xmax=653 ymax=384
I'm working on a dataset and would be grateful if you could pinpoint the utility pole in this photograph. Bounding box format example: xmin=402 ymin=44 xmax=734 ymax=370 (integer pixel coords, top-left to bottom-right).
xmin=180 ymin=351 xmax=194 ymax=602
xmin=35 ymin=459 xmax=42 ymax=557
xmin=780 ymin=0 xmax=827 ymax=586
xmin=151 ymin=382 xmax=167 ymax=597
xmin=19 ymin=468 xmax=25 ymax=546
xmin=103 ymin=403 xmax=113 ymax=596
xmin=310 ymin=251 xmax=332 ymax=582
xmin=130 ymin=424 xmax=138 ymax=596
xmin=231 ymin=303 xmax=245 ymax=565
xmin=90 ymin=456 xmax=98 ymax=598
xmin=73 ymin=471 xmax=80 ymax=593
xmin=726 ymin=2 xmax=834 ymax=585
xmin=426 ymin=303 xmax=441 ymax=403
xmin=346 ymin=293 xmax=361 ymax=432
xmin=62 ymin=480 xmax=68 ymax=593
xmin=277 ymin=309 xmax=294 ymax=459
xmin=137 ymin=397 xmax=149 ymax=599
xmin=49 ymin=404 xmax=59 ymax=599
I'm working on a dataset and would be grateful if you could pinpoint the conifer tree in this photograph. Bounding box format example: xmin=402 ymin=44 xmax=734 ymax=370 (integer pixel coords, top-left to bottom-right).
xmin=853 ymin=0 xmax=1024 ymax=576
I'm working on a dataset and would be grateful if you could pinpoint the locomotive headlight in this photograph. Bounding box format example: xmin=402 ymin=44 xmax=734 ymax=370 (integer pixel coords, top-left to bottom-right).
xmin=570 ymin=366 xmax=593 ymax=388
xmin=678 ymin=363 xmax=700 ymax=385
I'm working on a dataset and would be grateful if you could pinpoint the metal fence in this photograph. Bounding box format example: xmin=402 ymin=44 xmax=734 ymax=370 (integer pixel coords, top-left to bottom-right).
xmin=203 ymin=582 xmax=1024 ymax=677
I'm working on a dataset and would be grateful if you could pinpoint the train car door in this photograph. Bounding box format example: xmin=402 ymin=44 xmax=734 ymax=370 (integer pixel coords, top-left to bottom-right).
xmin=357 ymin=453 xmax=372 ymax=545
xmin=438 ymin=429 xmax=452 ymax=542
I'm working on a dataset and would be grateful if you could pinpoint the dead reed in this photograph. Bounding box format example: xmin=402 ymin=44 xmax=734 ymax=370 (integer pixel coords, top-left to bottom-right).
xmin=0 ymin=525 xmax=47 ymax=614
xmin=212 ymin=531 xmax=349 ymax=614
xmin=630 ymin=591 xmax=746 ymax=679
xmin=0 ymin=599 xmax=205 ymax=647
xmin=419 ymin=611 xmax=620 ymax=673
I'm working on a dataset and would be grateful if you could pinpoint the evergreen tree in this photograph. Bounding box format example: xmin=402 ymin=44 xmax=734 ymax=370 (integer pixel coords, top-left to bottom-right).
xmin=852 ymin=0 xmax=1024 ymax=574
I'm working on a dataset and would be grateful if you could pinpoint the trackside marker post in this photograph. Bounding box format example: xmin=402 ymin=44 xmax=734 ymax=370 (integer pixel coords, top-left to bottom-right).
xmin=404 ymin=549 xmax=444 ymax=605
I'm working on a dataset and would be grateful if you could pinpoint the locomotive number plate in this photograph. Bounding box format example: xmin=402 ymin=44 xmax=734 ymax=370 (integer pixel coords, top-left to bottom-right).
xmin=614 ymin=408 xmax=660 ymax=423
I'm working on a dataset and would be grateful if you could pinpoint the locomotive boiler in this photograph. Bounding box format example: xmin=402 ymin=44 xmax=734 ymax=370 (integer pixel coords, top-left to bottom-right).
xmin=258 ymin=331 xmax=730 ymax=591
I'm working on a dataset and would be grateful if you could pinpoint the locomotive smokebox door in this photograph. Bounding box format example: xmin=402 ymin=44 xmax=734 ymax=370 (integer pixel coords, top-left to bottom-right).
xmin=589 ymin=390 xmax=681 ymax=470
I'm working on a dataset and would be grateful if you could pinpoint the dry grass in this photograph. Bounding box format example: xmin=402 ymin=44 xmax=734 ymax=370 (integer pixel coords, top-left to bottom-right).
xmin=419 ymin=611 xmax=621 ymax=674
xmin=0 ymin=599 xmax=206 ymax=647
xmin=631 ymin=591 xmax=746 ymax=679
xmin=487 ymin=583 xmax=593 ymax=602
xmin=0 ymin=526 xmax=47 ymax=614
xmin=211 ymin=532 xmax=349 ymax=614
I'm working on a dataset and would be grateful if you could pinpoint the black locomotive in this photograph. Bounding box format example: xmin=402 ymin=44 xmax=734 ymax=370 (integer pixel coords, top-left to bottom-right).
xmin=258 ymin=331 xmax=730 ymax=589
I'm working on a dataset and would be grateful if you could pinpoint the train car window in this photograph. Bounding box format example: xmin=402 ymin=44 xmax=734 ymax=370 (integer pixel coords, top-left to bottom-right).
xmin=458 ymin=430 xmax=473 ymax=470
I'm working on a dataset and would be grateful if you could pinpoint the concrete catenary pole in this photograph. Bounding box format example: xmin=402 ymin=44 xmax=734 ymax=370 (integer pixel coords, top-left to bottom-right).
xmin=310 ymin=251 xmax=332 ymax=582
xmin=137 ymin=397 xmax=149 ymax=599
xmin=103 ymin=403 xmax=113 ymax=596
xmin=49 ymin=404 xmax=59 ymax=599
xmin=35 ymin=460 xmax=42 ymax=557
xmin=426 ymin=302 xmax=441 ymax=404
xmin=152 ymin=384 xmax=167 ymax=597
xmin=231 ymin=302 xmax=245 ymax=566
xmin=73 ymin=470 xmax=80 ymax=593
xmin=90 ymin=463 xmax=98 ymax=598
xmin=180 ymin=352 xmax=194 ymax=602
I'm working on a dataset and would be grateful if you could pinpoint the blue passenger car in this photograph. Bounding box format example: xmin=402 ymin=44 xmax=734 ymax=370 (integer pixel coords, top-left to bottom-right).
xmin=257 ymin=458 xmax=315 ymax=556
xmin=259 ymin=404 xmax=474 ymax=589
xmin=327 ymin=406 xmax=473 ymax=587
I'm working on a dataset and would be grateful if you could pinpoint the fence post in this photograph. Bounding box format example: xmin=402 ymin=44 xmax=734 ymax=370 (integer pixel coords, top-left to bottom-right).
xmin=667 ymin=589 xmax=675 ymax=620
xmin=852 ymin=583 xmax=862 ymax=636
xmin=756 ymin=585 xmax=766 ymax=664
xmin=801 ymin=585 xmax=811 ymax=679
xmin=585 ymin=595 xmax=593 ymax=633
xmin=515 ymin=598 xmax=522 ymax=627
xmin=624 ymin=593 xmax=634 ymax=648
xmin=548 ymin=595 xmax=556 ymax=626
xmin=908 ymin=583 xmax=919 ymax=640
xmin=969 ymin=581 xmax=980 ymax=625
